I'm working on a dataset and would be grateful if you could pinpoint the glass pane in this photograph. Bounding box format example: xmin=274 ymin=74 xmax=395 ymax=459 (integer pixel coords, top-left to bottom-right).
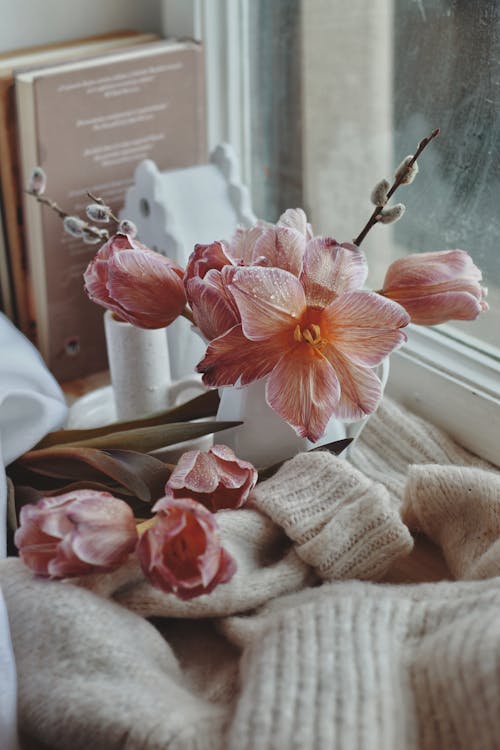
xmin=248 ymin=0 xmax=499 ymax=350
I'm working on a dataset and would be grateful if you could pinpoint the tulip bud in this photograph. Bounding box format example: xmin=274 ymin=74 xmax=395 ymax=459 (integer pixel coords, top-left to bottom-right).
xmin=381 ymin=249 xmax=488 ymax=325
xmin=63 ymin=215 xmax=86 ymax=238
xmin=395 ymin=156 xmax=419 ymax=185
xmin=162 ymin=444 xmax=258 ymax=512
xmin=86 ymin=203 xmax=111 ymax=223
xmin=376 ymin=203 xmax=406 ymax=224
xmin=84 ymin=233 xmax=186 ymax=328
xmin=28 ymin=166 xmax=46 ymax=195
xmin=117 ymin=219 xmax=138 ymax=238
xmin=14 ymin=490 xmax=138 ymax=578
xmin=370 ymin=178 xmax=390 ymax=207
xmin=137 ymin=496 xmax=236 ymax=600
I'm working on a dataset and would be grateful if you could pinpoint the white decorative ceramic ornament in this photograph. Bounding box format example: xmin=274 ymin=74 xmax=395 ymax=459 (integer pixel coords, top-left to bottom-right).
xmin=121 ymin=143 xmax=256 ymax=381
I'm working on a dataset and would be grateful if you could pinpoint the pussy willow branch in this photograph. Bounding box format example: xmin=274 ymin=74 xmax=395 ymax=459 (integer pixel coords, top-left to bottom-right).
xmin=353 ymin=127 xmax=440 ymax=247
xmin=25 ymin=190 xmax=106 ymax=240
xmin=87 ymin=191 xmax=121 ymax=225
xmin=25 ymin=190 xmax=68 ymax=221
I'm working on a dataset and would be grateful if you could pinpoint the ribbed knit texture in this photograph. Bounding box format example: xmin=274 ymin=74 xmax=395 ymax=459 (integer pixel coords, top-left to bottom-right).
xmin=1 ymin=396 xmax=499 ymax=750
xmin=403 ymin=464 xmax=500 ymax=579
xmin=252 ymin=451 xmax=413 ymax=580
xmin=226 ymin=578 xmax=500 ymax=750
xmin=350 ymin=398 xmax=494 ymax=507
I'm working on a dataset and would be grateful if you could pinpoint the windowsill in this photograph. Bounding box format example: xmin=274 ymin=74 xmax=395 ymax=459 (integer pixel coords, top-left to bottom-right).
xmin=387 ymin=325 xmax=500 ymax=468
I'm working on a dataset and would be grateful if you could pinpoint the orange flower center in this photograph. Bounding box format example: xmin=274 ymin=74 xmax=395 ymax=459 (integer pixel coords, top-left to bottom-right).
xmin=293 ymin=323 xmax=323 ymax=347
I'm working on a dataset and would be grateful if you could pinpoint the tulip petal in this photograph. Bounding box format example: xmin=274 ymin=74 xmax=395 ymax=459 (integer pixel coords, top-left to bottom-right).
xmin=323 ymin=349 xmax=383 ymax=421
xmin=48 ymin=541 xmax=92 ymax=578
xmin=392 ymin=290 xmax=485 ymax=325
xmin=186 ymin=272 xmax=240 ymax=340
xmin=70 ymin=525 xmax=137 ymax=568
xmin=210 ymin=445 xmax=257 ymax=489
xmin=228 ymin=267 xmax=306 ymax=340
xmin=266 ymin=346 xmax=341 ymax=442
xmin=300 ymin=239 xmax=368 ymax=307
xmin=197 ymin=325 xmax=287 ymax=387
xmin=84 ymin=234 xmax=158 ymax=319
xmin=383 ymin=249 xmax=482 ymax=290
xmin=84 ymin=256 xmax=119 ymax=312
xmin=137 ymin=498 xmax=232 ymax=599
xmin=278 ymin=207 xmax=309 ymax=236
xmin=228 ymin=224 xmax=275 ymax=265
xmin=107 ymin=250 xmax=186 ymax=328
xmin=214 ymin=548 xmax=238 ymax=586
xmin=168 ymin=450 xmax=221 ymax=494
xmin=321 ymin=291 xmax=409 ymax=366
xmin=185 ymin=241 xmax=232 ymax=282
xmin=19 ymin=543 xmax=57 ymax=576
xmin=67 ymin=495 xmax=137 ymax=567
xmin=273 ymin=227 xmax=307 ymax=275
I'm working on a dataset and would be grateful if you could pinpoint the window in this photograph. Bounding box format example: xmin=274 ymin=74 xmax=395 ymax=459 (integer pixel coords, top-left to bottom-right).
xmin=122 ymin=1 xmax=500 ymax=465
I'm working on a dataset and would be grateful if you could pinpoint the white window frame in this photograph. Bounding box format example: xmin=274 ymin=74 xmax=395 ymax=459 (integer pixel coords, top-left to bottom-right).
xmin=163 ymin=0 xmax=500 ymax=468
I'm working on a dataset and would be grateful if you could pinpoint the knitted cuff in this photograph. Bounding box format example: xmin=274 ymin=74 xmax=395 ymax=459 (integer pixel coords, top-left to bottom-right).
xmin=252 ymin=452 xmax=413 ymax=581
xmin=403 ymin=464 xmax=500 ymax=580
xmin=349 ymin=398 xmax=493 ymax=508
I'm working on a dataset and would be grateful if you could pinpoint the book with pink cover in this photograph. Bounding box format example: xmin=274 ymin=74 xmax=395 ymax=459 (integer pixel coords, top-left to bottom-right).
xmin=16 ymin=39 xmax=206 ymax=381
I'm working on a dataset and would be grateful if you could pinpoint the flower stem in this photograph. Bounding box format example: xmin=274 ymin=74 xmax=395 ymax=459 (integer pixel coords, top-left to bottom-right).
xmin=352 ymin=128 xmax=440 ymax=247
xmin=181 ymin=306 xmax=195 ymax=324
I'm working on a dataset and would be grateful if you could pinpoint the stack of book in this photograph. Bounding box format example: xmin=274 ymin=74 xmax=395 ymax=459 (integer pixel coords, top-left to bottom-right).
xmin=0 ymin=31 xmax=206 ymax=381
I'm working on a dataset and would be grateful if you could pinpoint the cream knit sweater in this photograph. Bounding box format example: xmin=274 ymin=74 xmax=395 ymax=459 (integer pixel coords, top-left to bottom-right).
xmin=1 ymin=397 xmax=499 ymax=750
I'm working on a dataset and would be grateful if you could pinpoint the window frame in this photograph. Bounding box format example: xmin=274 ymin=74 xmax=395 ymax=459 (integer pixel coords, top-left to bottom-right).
xmin=163 ymin=0 xmax=500 ymax=467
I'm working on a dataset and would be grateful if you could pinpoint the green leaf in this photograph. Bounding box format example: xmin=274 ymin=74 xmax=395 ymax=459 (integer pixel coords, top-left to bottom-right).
xmin=14 ymin=448 xmax=174 ymax=503
xmin=38 ymin=420 xmax=242 ymax=453
xmin=257 ymin=438 xmax=353 ymax=481
xmin=35 ymin=389 xmax=220 ymax=449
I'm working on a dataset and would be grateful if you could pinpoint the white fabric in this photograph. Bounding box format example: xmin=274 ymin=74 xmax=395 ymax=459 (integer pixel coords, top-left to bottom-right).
xmin=0 ymin=313 xmax=67 ymax=750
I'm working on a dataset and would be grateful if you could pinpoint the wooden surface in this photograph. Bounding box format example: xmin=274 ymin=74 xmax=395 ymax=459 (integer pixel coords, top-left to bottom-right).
xmin=61 ymin=370 xmax=109 ymax=405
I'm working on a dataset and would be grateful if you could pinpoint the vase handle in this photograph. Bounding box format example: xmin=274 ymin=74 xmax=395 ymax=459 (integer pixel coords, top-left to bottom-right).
xmin=168 ymin=374 xmax=206 ymax=407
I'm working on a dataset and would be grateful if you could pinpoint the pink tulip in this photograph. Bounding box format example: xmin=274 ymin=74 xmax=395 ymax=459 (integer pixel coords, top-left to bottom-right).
xmin=14 ymin=490 xmax=138 ymax=578
xmin=227 ymin=208 xmax=314 ymax=276
xmin=183 ymin=242 xmax=237 ymax=340
xmin=198 ymin=239 xmax=410 ymax=441
xmin=163 ymin=444 xmax=257 ymax=512
xmin=84 ymin=233 xmax=186 ymax=328
xmin=380 ymin=250 xmax=488 ymax=325
xmin=137 ymin=496 xmax=236 ymax=600
xmin=184 ymin=210 xmax=316 ymax=341
xmin=184 ymin=240 xmax=233 ymax=283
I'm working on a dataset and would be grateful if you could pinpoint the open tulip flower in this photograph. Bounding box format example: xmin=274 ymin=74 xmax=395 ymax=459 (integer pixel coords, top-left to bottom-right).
xmin=137 ymin=496 xmax=236 ymax=600
xmin=227 ymin=207 xmax=314 ymax=275
xmin=198 ymin=239 xmax=410 ymax=441
xmin=14 ymin=490 xmax=138 ymax=578
xmin=84 ymin=232 xmax=186 ymax=328
xmin=185 ymin=209 xmax=315 ymax=340
xmin=165 ymin=444 xmax=258 ymax=512
xmin=380 ymin=249 xmax=488 ymax=325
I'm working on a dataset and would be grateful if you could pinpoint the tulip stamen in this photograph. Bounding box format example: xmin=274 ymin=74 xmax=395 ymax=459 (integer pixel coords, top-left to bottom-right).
xmin=293 ymin=324 xmax=303 ymax=343
xmin=295 ymin=323 xmax=323 ymax=347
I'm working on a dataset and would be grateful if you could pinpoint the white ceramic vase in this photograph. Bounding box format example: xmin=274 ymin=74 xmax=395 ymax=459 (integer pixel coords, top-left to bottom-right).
xmin=103 ymin=310 xmax=202 ymax=422
xmin=215 ymin=359 xmax=390 ymax=467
